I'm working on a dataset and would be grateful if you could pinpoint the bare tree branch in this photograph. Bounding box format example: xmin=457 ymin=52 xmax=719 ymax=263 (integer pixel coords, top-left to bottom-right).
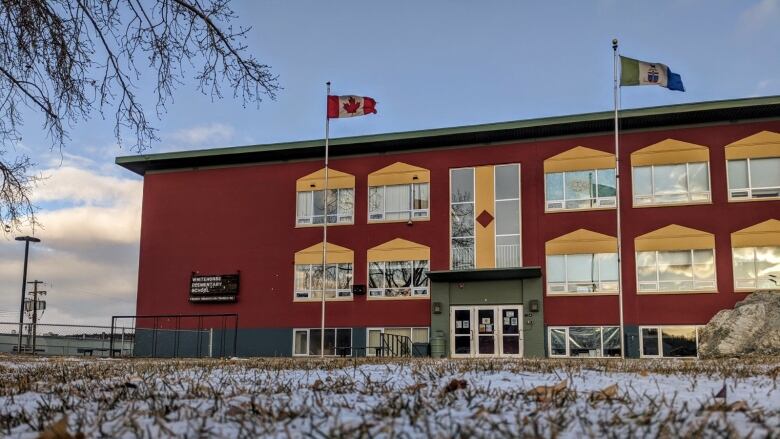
xmin=0 ymin=0 xmax=279 ymax=231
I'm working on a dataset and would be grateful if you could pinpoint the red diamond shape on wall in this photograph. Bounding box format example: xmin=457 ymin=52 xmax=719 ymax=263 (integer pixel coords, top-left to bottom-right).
xmin=476 ymin=210 xmax=494 ymax=228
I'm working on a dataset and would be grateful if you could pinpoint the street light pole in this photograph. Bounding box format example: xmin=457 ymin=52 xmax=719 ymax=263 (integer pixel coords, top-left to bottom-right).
xmin=15 ymin=236 xmax=40 ymax=354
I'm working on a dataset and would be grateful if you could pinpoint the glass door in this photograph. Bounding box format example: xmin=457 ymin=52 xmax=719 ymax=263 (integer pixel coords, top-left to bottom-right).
xmin=499 ymin=306 xmax=523 ymax=357
xmin=475 ymin=307 xmax=497 ymax=356
xmin=451 ymin=307 xmax=473 ymax=357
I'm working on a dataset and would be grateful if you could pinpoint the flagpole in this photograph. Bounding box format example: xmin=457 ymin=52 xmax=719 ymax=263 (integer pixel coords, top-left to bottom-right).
xmin=613 ymin=39 xmax=626 ymax=359
xmin=321 ymin=81 xmax=331 ymax=358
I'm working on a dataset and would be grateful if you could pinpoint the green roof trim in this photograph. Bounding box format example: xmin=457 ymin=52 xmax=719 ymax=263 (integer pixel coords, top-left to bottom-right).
xmin=116 ymin=95 xmax=780 ymax=175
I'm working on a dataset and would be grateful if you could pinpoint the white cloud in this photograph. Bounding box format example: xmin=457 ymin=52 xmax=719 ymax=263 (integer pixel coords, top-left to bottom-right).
xmin=0 ymin=158 xmax=142 ymax=326
xmin=168 ymin=123 xmax=236 ymax=146
xmin=739 ymin=0 xmax=780 ymax=31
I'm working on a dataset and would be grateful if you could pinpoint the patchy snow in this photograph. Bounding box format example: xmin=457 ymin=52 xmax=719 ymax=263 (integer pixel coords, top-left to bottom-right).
xmin=0 ymin=356 xmax=779 ymax=437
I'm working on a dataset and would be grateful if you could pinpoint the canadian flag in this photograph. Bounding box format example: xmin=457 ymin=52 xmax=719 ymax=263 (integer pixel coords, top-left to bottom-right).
xmin=327 ymin=95 xmax=377 ymax=118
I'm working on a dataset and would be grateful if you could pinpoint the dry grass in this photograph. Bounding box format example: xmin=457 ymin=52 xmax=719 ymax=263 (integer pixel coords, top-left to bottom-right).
xmin=1 ymin=355 xmax=779 ymax=438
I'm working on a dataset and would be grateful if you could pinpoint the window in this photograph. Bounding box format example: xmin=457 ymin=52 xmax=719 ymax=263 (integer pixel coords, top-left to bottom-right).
xmin=640 ymin=326 xmax=699 ymax=358
xmin=366 ymin=327 xmax=429 ymax=356
xmin=547 ymin=327 xmax=621 ymax=358
xmin=632 ymin=162 xmax=710 ymax=206
xmin=546 ymin=253 xmax=618 ymax=294
xmin=368 ymin=183 xmax=429 ymax=221
xmin=450 ymin=168 xmax=475 ymax=269
xmin=294 ymin=263 xmax=353 ymax=299
xmin=368 ymin=260 xmax=429 ymax=298
xmin=727 ymin=157 xmax=780 ymax=200
xmin=495 ymin=164 xmax=521 ymax=267
xmin=732 ymin=247 xmax=780 ymax=290
xmin=293 ymin=328 xmax=352 ymax=356
xmin=296 ymin=188 xmax=354 ymax=225
xmin=545 ymin=169 xmax=616 ymax=211
xmin=636 ymin=249 xmax=716 ymax=292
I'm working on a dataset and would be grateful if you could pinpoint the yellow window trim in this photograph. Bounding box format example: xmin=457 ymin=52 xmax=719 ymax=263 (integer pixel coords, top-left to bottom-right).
xmin=635 ymin=224 xmax=714 ymax=251
xmin=295 ymin=242 xmax=354 ymax=265
xmin=725 ymin=131 xmax=780 ymax=160
xmin=545 ymin=229 xmax=617 ymax=255
xmin=367 ymin=162 xmax=430 ymax=186
xmin=543 ymin=146 xmax=616 ymax=173
xmin=367 ymin=238 xmax=430 ymax=262
xmin=731 ymin=219 xmax=780 ymax=247
xmin=296 ymin=168 xmax=355 ymax=191
xmin=630 ymin=139 xmax=709 ymax=167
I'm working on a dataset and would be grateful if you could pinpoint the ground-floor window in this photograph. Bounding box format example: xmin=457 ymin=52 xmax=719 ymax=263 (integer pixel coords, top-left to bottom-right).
xmin=548 ymin=326 xmax=621 ymax=358
xmin=640 ymin=326 xmax=699 ymax=358
xmin=366 ymin=327 xmax=428 ymax=356
xmin=293 ymin=328 xmax=352 ymax=356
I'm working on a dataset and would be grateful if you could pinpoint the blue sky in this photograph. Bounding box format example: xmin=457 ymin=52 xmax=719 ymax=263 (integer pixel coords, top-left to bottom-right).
xmin=1 ymin=0 xmax=779 ymax=324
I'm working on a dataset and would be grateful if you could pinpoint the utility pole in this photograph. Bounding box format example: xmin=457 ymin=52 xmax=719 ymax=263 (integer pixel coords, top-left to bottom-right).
xmin=26 ymin=280 xmax=46 ymax=355
xmin=15 ymin=236 xmax=41 ymax=354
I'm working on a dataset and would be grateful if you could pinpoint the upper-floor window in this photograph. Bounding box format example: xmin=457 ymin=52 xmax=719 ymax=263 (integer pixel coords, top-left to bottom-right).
xmin=545 ymin=169 xmax=616 ymax=211
xmin=369 ymin=183 xmax=429 ymax=221
xmin=727 ymin=158 xmax=780 ymax=200
xmin=545 ymin=229 xmax=618 ymax=295
xmin=296 ymin=188 xmax=354 ymax=225
xmin=543 ymin=146 xmax=616 ymax=212
xmin=731 ymin=219 xmax=780 ymax=291
xmin=294 ymin=242 xmax=354 ymax=300
xmin=368 ymin=260 xmax=429 ymax=298
xmin=630 ymin=139 xmax=711 ymax=207
xmin=495 ymin=164 xmax=521 ymax=267
xmin=368 ymin=162 xmax=431 ymax=222
xmin=725 ymin=131 xmax=780 ymax=201
xmin=632 ymin=162 xmax=710 ymax=206
xmin=295 ymin=168 xmax=355 ymax=225
xmin=450 ymin=168 xmax=475 ymax=270
xmin=635 ymin=224 xmax=716 ymax=293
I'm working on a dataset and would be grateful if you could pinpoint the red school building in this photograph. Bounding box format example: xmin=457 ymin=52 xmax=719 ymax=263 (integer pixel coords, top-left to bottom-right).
xmin=117 ymin=96 xmax=780 ymax=358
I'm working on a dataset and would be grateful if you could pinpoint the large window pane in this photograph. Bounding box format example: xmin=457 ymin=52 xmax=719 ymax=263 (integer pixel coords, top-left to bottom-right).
xmin=413 ymin=183 xmax=429 ymax=210
xmin=636 ymin=252 xmax=658 ymax=283
xmin=546 ymin=255 xmax=565 ymax=283
xmin=495 ymin=200 xmax=520 ymax=235
xmin=688 ymin=162 xmax=709 ymax=193
xmin=294 ymin=330 xmax=308 ymax=355
xmin=732 ymin=247 xmax=757 ymax=286
xmin=495 ymin=164 xmax=519 ymax=199
xmin=568 ymin=327 xmax=601 ymax=357
xmin=653 ymin=164 xmax=688 ymax=199
xmin=596 ymin=169 xmax=617 ymax=197
xmin=452 ymin=239 xmax=474 ymax=269
xmin=597 ymin=253 xmax=619 ymax=282
xmin=727 ymin=159 xmax=749 ymax=189
xmin=550 ymin=328 xmax=567 ymax=356
xmin=369 ymin=187 xmax=383 ymax=217
xmin=750 ymin=158 xmax=780 ymax=188
xmin=369 ymin=262 xmax=384 ymax=289
xmin=756 ymin=246 xmax=780 ymax=288
xmin=633 ymin=166 xmax=652 ymax=196
xmin=451 ymin=168 xmax=474 ymax=202
xmin=564 ymin=171 xmax=594 ymax=201
xmin=692 ymin=249 xmax=715 ymax=281
xmin=385 ymin=185 xmax=411 ymax=219
xmin=338 ymin=189 xmax=354 ymax=220
xmin=545 ymin=173 xmax=564 ymax=201
xmin=658 ymin=251 xmax=693 ymax=282
xmin=297 ymin=192 xmax=312 ymax=220
xmin=337 ymin=264 xmax=352 ymax=290
xmin=413 ymin=260 xmax=429 ymax=288
xmin=602 ymin=327 xmax=621 ymax=357
xmin=451 ymin=204 xmax=474 ymax=237
xmin=661 ymin=327 xmax=697 ymax=357
xmin=566 ymin=254 xmax=596 ymax=284
xmin=641 ymin=328 xmax=659 ymax=356
xmin=412 ymin=328 xmax=429 ymax=343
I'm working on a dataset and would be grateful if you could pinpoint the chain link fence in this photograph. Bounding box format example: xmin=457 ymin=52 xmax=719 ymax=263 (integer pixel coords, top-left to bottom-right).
xmin=0 ymin=322 xmax=134 ymax=357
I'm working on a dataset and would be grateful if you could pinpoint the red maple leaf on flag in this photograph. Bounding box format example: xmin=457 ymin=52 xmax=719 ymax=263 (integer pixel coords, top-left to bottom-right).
xmin=343 ymin=97 xmax=361 ymax=114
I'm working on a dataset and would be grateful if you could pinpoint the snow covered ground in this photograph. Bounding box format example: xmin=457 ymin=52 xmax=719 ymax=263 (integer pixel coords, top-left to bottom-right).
xmin=1 ymin=356 xmax=780 ymax=438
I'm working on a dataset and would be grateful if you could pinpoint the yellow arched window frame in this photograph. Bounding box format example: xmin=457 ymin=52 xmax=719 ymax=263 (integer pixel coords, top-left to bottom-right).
xmin=293 ymin=242 xmax=354 ymax=301
xmin=634 ymin=224 xmax=716 ymax=294
xmin=367 ymin=162 xmax=430 ymax=222
xmin=295 ymin=168 xmax=355 ymax=226
xmin=543 ymin=146 xmax=617 ymax=212
xmin=730 ymin=219 xmax=780 ymax=291
xmin=630 ymin=139 xmax=711 ymax=207
xmin=725 ymin=131 xmax=780 ymax=201
xmin=544 ymin=229 xmax=618 ymax=295
xmin=366 ymin=238 xmax=430 ymax=300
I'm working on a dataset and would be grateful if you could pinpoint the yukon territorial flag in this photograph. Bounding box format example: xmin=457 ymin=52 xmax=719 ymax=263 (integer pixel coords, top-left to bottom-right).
xmin=327 ymin=95 xmax=377 ymax=118
xmin=620 ymin=56 xmax=685 ymax=92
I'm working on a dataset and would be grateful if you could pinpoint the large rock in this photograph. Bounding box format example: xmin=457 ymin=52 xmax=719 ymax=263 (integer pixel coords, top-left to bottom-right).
xmin=699 ymin=291 xmax=780 ymax=358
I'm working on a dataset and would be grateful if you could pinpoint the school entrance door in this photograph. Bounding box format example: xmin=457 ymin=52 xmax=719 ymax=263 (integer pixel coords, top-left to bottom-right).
xmin=450 ymin=305 xmax=523 ymax=358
